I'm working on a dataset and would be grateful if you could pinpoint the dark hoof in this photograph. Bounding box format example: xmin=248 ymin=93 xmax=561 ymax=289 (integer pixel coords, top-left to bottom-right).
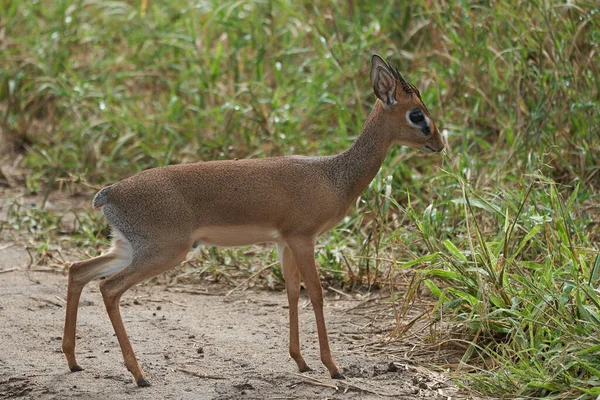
xmin=70 ymin=365 xmax=83 ymax=372
xmin=331 ymin=371 xmax=345 ymax=380
xmin=299 ymin=365 xmax=312 ymax=373
xmin=137 ymin=379 xmax=150 ymax=387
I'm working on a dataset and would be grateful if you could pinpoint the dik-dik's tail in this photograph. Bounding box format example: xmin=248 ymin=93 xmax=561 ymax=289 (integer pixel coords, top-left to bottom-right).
xmin=92 ymin=185 xmax=112 ymax=209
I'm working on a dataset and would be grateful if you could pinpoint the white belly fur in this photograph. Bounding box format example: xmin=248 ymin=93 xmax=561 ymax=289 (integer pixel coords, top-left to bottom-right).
xmin=193 ymin=225 xmax=282 ymax=247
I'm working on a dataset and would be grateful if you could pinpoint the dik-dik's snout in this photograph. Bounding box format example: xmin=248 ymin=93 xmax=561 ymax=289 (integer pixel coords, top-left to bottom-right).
xmin=423 ymin=126 xmax=445 ymax=153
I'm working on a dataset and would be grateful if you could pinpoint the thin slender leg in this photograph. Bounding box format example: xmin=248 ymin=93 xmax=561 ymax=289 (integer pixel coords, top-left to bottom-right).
xmin=63 ymin=253 xmax=121 ymax=372
xmin=286 ymin=237 xmax=343 ymax=379
xmin=278 ymin=244 xmax=310 ymax=372
xmin=99 ymin=247 xmax=189 ymax=386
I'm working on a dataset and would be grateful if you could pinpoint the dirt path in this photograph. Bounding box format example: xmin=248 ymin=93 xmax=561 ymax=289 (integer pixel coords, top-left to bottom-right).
xmin=0 ymin=243 xmax=461 ymax=399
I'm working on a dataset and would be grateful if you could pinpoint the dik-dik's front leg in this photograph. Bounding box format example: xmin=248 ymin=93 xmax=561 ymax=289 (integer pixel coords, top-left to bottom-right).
xmin=279 ymin=244 xmax=310 ymax=373
xmin=285 ymin=237 xmax=344 ymax=379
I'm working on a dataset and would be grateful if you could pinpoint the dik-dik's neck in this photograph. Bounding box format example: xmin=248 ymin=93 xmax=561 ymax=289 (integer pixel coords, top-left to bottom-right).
xmin=326 ymin=101 xmax=394 ymax=201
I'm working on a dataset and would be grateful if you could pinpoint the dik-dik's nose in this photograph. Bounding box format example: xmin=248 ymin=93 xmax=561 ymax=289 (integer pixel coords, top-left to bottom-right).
xmin=433 ymin=139 xmax=445 ymax=152
xmin=432 ymin=128 xmax=445 ymax=152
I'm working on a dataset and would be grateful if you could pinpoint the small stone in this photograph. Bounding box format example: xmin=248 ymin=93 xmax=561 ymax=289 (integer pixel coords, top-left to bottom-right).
xmin=387 ymin=362 xmax=398 ymax=372
xmin=234 ymin=383 xmax=254 ymax=391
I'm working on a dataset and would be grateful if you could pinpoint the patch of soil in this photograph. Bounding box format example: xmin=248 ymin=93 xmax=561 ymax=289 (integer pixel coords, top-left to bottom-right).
xmin=0 ymin=242 xmax=468 ymax=399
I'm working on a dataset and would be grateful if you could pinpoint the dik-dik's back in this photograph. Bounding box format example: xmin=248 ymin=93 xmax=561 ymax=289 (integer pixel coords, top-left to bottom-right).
xmin=62 ymin=54 xmax=444 ymax=387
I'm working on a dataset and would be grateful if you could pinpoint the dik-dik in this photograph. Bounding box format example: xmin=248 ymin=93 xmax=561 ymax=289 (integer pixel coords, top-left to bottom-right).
xmin=62 ymin=55 xmax=444 ymax=386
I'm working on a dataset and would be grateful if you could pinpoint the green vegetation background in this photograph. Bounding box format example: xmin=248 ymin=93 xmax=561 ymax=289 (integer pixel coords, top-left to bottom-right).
xmin=1 ymin=1 xmax=599 ymax=397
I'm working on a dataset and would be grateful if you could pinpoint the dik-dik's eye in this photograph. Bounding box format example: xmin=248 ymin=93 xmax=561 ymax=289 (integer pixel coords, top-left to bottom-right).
xmin=407 ymin=108 xmax=430 ymax=136
xmin=409 ymin=109 xmax=425 ymax=124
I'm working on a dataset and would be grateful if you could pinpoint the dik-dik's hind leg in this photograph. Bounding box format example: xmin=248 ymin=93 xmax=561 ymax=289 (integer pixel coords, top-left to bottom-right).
xmin=278 ymin=244 xmax=310 ymax=372
xmin=62 ymin=242 xmax=131 ymax=372
xmin=99 ymin=244 xmax=190 ymax=387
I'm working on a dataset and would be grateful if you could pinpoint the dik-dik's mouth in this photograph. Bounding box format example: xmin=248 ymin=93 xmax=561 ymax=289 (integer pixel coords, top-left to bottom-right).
xmin=424 ymin=144 xmax=444 ymax=153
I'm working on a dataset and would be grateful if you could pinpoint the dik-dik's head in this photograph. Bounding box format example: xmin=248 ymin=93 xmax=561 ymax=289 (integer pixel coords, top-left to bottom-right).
xmin=370 ymin=55 xmax=444 ymax=153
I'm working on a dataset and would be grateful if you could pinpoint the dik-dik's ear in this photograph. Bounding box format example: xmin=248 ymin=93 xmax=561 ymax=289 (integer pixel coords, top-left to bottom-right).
xmin=371 ymin=56 xmax=397 ymax=108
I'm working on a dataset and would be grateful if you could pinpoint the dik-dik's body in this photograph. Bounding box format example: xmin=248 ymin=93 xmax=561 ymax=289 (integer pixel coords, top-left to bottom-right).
xmin=101 ymin=156 xmax=352 ymax=249
xmin=62 ymin=55 xmax=444 ymax=386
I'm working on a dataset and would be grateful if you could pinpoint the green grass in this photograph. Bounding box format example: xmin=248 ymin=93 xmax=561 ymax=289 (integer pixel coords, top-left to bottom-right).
xmin=1 ymin=0 xmax=599 ymax=398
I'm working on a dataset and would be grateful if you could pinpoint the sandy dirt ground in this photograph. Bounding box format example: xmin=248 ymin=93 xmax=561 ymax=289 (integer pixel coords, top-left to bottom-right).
xmin=0 ymin=239 xmax=468 ymax=400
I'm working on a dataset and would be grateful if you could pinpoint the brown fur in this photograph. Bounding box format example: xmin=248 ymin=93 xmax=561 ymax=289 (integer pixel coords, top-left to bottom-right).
xmin=62 ymin=55 xmax=444 ymax=386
